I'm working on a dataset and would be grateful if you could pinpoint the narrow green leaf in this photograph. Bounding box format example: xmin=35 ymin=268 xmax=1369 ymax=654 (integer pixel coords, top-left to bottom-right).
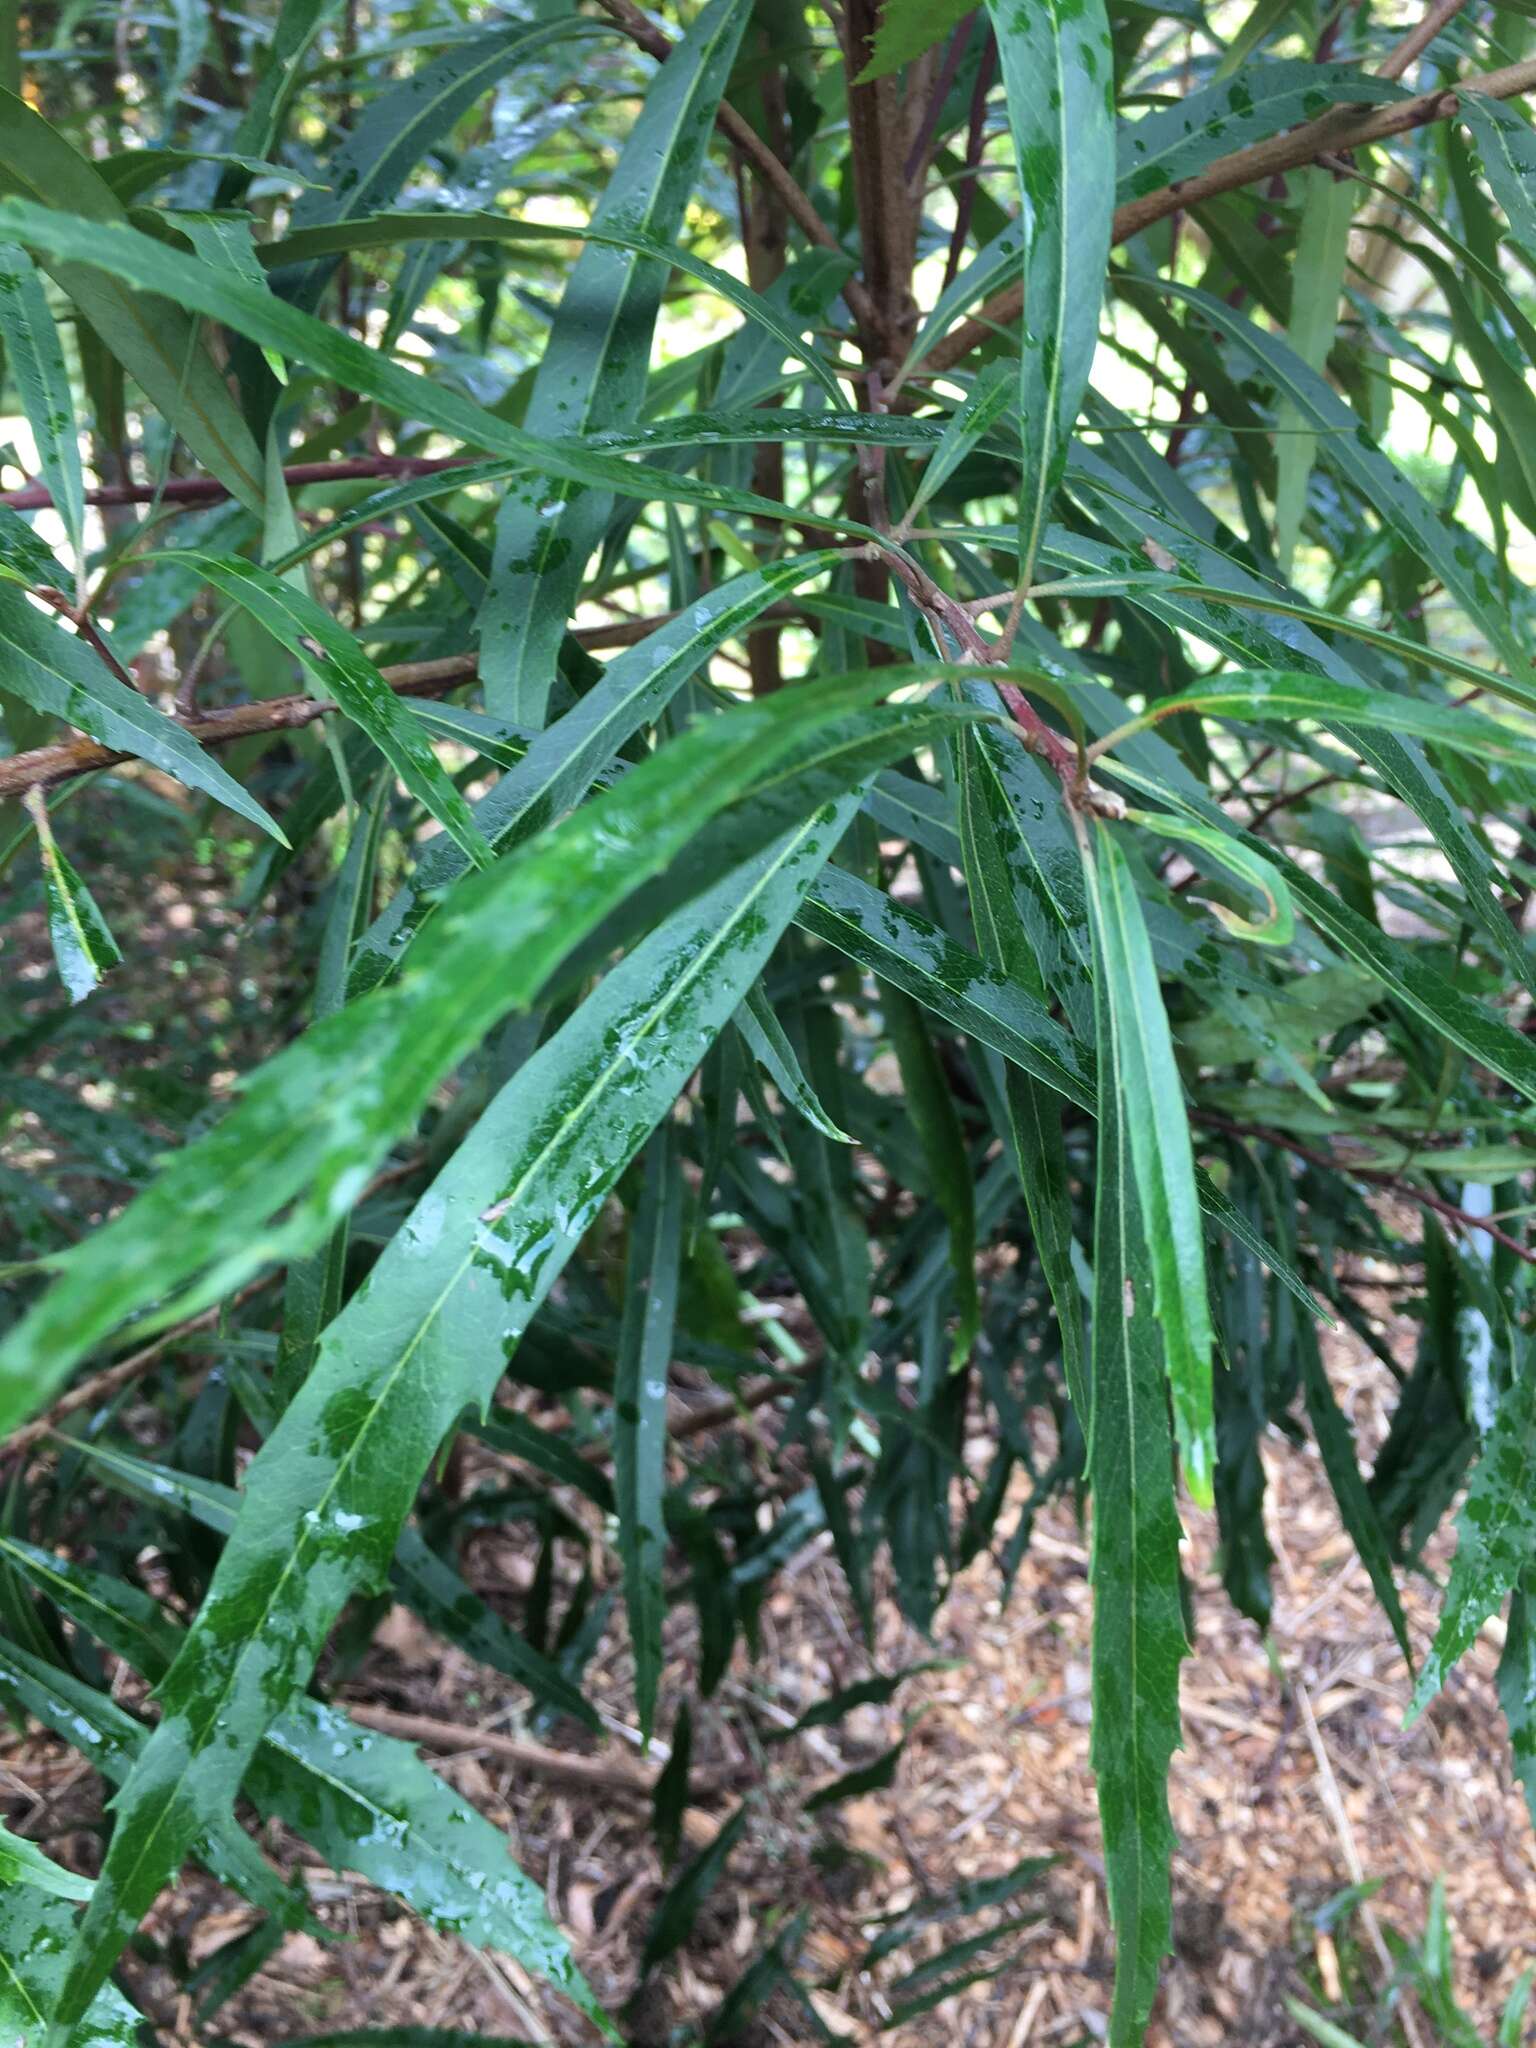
xmin=1117 ymin=63 xmax=1406 ymax=202
xmin=0 ymin=1532 xmax=601 ymax=2021
xmin=281 ymin=19 xmax=598 ymax=312
xmin=883 ymin=986 xmax=979 ymax=1369
xmin=268 ymin=213 xmax=848 ymax=407
xmin=616 ymin=1125 xmax=684 ymax=1743
xmin=0 ymin=201 xmax=882 ymax=542
xmin=651 ymin=1703 xmax=691 ymax=1869
xmin=736 ymin=985 xmax=853 ymax=1143
xmin=25 ymin=789 xmax=122 ymax=1004
xmin=1085 ymin=824 xmax=1215 ymax=1506
xmin=800 ymin=864 xmax=1096 ymax=1112
xmin=348 ymin=551 xmax=845 ymax=996
xmin=957 ymin=719 xmax=1088 ymax=1410
xmin=1161 ymin=282 xmax=1532 ymax=682
xmin=480 ymin=0 xmax=752 ymax=722
xmin=1088 ymin=964 xmax=1186 ymax=2047
xmin=641 ymin=1804 xmax=749 ymax=1973
xmin=391 ymin=1528 xmax=600 ymax=1733
xmin=1275 ymin=168 xmax=1355 ymax=573
xmin=986 ymin=0 xmax=1114 ymax=586
xmin=0 ymin=242 xmax=83 ymax=569
xmin=803 ymin=1739 xmax=903 ymax=1812
xmin=245 ymin=1698 xmax=609 ymax=2031
xmin=1106 ymin=669 xmax=1536 ymax=773
xmin=1460 ymin=93 xmax=1536 ymax=274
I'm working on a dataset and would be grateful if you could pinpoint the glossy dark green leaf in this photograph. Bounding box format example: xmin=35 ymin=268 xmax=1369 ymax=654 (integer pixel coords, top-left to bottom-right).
xmin=1085 ymin=823 xmax=1214 ymax=1506
xmin=641 ymin=1803 xmax=749 ymax=1973
xmin=1088 ymin=959 xmax=1186 ymax=2048
xmin=800 ymin=864 xmax=1096 ymax=1111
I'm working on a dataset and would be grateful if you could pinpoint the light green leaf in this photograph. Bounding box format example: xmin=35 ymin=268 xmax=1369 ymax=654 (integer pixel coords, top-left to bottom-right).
xmin=0 ymin=584 xmax=283 ymax=840
xmin=0 ymin=680 xmax=979 ymax=1441
xmin=25 ymin=787 xmax=122 ymax=1002
xmin=0 ymin=87 xmax=266 ymax=512
xmin=0 ymin=1824 xmax=93 ymax=1902
xmin=1275 ymin=167 xmax=1355 ymax=574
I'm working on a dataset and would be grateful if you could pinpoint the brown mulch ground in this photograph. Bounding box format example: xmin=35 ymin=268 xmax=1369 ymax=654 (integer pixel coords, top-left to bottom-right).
xmin=5 ymin=1295 xmax=1532 ymax=2048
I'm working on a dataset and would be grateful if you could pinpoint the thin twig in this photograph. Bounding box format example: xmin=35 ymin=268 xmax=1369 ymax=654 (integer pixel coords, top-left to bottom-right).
xmin=340 ymin=1702 xmax=741 ymax=1796
xmin=3 ymin=1275 xmax=280 ymax=1458
xmin=1198 ymin=1110 xmax=1536 ymax=1266
xmin=1376 ymin=0 xmax=1469 ymax=82
xmin=0 ymin=455 xmax=475 ymax=514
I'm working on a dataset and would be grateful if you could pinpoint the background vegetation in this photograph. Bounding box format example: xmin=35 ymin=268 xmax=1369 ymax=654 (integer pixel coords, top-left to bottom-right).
xmin=2 ymin=0 xmax=1536 ymax=2040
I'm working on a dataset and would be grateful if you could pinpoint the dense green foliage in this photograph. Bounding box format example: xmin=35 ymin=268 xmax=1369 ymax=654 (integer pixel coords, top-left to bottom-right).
xmin=2 ymin=0 xmax=1536 ymax=2039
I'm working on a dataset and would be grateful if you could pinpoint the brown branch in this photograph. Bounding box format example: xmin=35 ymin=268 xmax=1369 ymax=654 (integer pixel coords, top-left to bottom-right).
xmin=1197 ymin=1110 xmax=1536 ymax=1266
xmin=918 ymin=54 xmax=1536 ymax=381
xmin=0 ymin=602 xmax=825 ymax=802
xmin=0 ymin=455 xmax=475 ymax=514
xmin=0 ymin=653 xmax=482 ymax=800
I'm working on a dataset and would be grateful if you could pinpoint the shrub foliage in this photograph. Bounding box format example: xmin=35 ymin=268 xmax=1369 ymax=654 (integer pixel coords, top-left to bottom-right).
xmin=2 ymin=0 xmax=1536 ymax=2039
